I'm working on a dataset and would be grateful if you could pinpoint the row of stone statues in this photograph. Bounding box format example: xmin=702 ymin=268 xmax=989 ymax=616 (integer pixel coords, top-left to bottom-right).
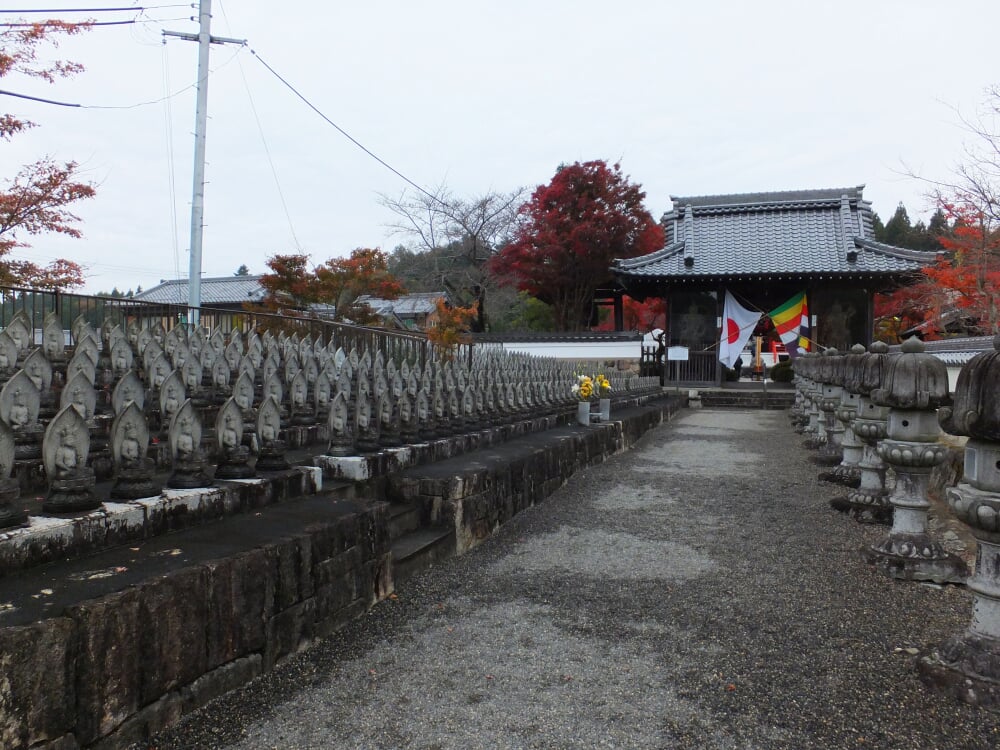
xmin=790 ymin=336 xmax=1000 ymax=708
xmin=0 ymin=309 xmax=658 ymax=528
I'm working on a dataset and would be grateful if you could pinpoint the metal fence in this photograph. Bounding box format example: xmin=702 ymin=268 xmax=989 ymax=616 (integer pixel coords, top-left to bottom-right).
xmin=0 ymin=286 xmax=440 ymax=360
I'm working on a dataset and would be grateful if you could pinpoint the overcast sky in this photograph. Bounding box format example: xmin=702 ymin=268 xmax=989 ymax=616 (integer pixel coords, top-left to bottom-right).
xmin=5 ymin=0 xmax=999 ymax=296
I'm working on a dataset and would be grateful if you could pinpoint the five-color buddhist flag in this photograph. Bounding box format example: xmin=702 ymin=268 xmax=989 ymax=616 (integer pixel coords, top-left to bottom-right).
xmin=719 ymin=291 xmax=761 ymax=368
xmin=770 ymin=292 xmax=809 ymax=359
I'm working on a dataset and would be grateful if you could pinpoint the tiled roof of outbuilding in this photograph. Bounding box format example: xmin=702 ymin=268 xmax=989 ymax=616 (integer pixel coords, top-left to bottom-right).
xmin=613 ymin=186 xmax=938 ymax=282
xmin=133 ymin=275 xmax=266 ymax=305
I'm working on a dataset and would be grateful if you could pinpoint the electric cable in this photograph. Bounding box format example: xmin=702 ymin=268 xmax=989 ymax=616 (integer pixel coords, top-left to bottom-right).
xmin=217 ymin=0 xmax=300 ymax=252
xmin=248 ymin=48 xmax=444 ymax=207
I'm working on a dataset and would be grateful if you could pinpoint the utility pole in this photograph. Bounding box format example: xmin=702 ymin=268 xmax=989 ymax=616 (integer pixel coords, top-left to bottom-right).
xmin=164 ymin=0 xmax=245 ymax=327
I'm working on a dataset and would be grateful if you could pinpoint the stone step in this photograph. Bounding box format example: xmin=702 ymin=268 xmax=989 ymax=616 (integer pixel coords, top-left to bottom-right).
xmin=388 ymin=502 xmax=421 ymax=540
xmin=390 ymin=526 xmax=454 ymax=585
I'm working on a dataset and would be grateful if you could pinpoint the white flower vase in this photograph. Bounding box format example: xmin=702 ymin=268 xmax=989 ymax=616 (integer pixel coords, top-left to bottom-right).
xmin=576 ymin=400 xmax=591 ymax=426
xmin=599 ymin=397 xmax=611 ymax=422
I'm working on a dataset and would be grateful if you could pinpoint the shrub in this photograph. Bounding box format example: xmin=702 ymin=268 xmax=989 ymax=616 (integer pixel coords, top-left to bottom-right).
xmin=769 ymin=361 xmax=794 ymax=382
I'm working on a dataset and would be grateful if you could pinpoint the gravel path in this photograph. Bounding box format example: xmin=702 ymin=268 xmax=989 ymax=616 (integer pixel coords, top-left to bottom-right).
xmin=141 ymin=408 xmax=1000 ymax=749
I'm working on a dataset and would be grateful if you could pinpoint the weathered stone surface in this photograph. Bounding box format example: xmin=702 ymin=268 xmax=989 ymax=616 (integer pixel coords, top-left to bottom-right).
xmin=179 ymin=655 xmax=262 ymax=715
xmin=263 ymin=598 xmax=317 ymax=671
xmin=36 ymin=733 xmax=80 ymax=750
xmin=88 ymin=691 xmax=182 ymax=750
xmin=204 ymin=550 xmax=271 ymax=669
xmin=0 ymin=617 xmax=75 ymax=749
xmin=268 ymin=535 xmax=314 ymax=613
xmin=67 ymin=587 xmax=142 ymax=745
xmin=137 ymin=566 xmax=209 ymax=705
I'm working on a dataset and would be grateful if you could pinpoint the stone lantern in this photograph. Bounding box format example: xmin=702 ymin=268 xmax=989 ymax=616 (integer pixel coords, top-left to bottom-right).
xmin=863 ymin=337 xmax=966 ymax=583
xmin=800 ymin=352 xmax=824 ymax=443
xmin=821 ymin=343 xmax=866 ymax=485
xmin=814 ymin=349 xmax=845 ymax=463
xmin=835 ymin=342 xmax=892 ymax=524
xmin=919 ymin=335 xmax=1000 ymax=706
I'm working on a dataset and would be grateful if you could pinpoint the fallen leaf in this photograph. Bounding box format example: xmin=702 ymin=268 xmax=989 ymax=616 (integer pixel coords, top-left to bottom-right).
xmin=389 ymin=593 xmax=398 ymax=600
xmin=726 ymin=684 xmax=736 ymax=692
xmin=39 ymin=588 xmax=53 ymax=596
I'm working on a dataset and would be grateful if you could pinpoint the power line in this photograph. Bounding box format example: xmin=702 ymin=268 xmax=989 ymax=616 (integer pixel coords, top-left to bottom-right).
xmin=0 ymin=44 xmax=243 ymax=110
xmin=249 ymin=48 xmax=443 ymax=206
xmin=0 ymin=4 xmax=188 ymax=12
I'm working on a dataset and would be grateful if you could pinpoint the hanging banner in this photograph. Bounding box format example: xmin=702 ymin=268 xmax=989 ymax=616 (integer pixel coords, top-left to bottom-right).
xmin=719 ymin=291 xmax=761 ymax=368
xmin=769 ymin=292 xmax=810 ymax=358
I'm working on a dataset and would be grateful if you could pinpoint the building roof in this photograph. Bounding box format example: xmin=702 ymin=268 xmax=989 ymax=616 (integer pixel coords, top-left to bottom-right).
xmin=612 ymin=186 xmax=939 ymax=286
xmin=133 ymin=275 xmax=266 ymax=305
xmin=355 ymin=292 xmax=449 ymax=317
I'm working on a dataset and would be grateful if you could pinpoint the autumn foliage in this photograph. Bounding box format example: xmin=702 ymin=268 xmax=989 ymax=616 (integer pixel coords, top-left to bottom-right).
xmin=258 ymin=248 xmax=406 ymax=325
xmin=875 ymin=198 xmax=1000 ymax=339
xmin=0 ymin=20 xmax=93 ymax=290
xmin=426 ymin=298 xmax=476 ymax=360
xmin=490 ymin=160 xmax=664 ymax=330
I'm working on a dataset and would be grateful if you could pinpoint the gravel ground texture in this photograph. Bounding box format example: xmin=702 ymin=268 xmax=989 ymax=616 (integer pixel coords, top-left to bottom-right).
xmin=136 ymin=408 xmax=1000 ymax=750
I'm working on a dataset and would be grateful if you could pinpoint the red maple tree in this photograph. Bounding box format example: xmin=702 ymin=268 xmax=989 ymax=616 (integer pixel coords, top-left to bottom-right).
xmin=258 ymin=248 xmax=406 ymax=325
xmin=594 ymin=296 xmax=666 ymax=332
xmin=0 ymin=20 xmax=93 ymax=290
xmin=490 ymin=160 xmax=664 ymax=331
xmin=875 ymin=198 xmax=1000 ymax=339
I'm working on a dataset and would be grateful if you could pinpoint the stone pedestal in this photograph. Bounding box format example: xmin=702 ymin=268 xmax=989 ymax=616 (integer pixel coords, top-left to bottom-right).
xmin=255 ymin=440 xmax=289 ymax=472
xmin=43 ymin=467 xmax=100 ymax=513
xmin=834 ymin=398 xmax=890 ymax=524
xmin=919 ymin=334 xmax=1000 ymax=706
xmin=215 ymin=445 xmax=255 ymax=479
xmin=863 ymin=410 xmax=966 ymax=583
xmin=814 ymin=384 xmax=844 ymax=466
xmin=820 ymin=393 xmax=862 ymax=486
xmin=167 ymin=454 xmax=212 ymax=489
xmin=0 ymin=476 xmax=26 ymax=528
xmin=110 ymin=457 xmax=161 ymax=500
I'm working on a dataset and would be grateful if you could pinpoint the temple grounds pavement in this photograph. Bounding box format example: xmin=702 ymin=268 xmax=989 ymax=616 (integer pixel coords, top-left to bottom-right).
xmin=137 ymin=408 xmax=1000 ymax=749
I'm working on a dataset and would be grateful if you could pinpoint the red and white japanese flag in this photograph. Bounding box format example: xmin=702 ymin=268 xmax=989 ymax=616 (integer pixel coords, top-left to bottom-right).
xmin=718 ymin=290 xmax=761 ymax=368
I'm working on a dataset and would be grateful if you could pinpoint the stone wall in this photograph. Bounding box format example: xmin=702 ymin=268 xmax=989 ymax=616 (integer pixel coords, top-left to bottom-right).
xmin=0 ymin=501 xmax=391 ymax=750
xmin=0 ymin=394 xmax=683 ymax=750
xmin=388 ymin=397 xmax=684 ymax=555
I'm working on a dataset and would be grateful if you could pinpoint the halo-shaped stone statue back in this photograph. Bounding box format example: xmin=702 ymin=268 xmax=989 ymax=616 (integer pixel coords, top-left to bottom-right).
xmin=168 ymin=399 xmax=201 ymax=462
xmin=159 ymin=370 xmax=185 ymax=426
xmin=75 ymin=335 xmax=99 ymax=367
xmin=42 ymin=403 xmax=98 ymax=513
xmin=327 ymin=391 xmax=353 ymax=457
xmin=289 ymin=369 xmax=311 ymax=425
xmin=0 ymin=330 xmax=17 ymax=373
xmin=166 ymin=398 xmax=212 ymax=489
xmin=111 ymin=401 xmax=149 ymax=467
xmin=110 ymin=338 xmax=133 ymax=377
xmin=112 ymin=370 xmax=144 ymax=415
xmin=149 ymin=352 xmax=171 ymax=390
xmin=254 ymin=395 xmax=288 ymax=471
xmin=61 ymin=371 xmax=97 ymax=422
xmin=108 ymin=399 xmax=161 ymax=498
xmin=136 ymin=327 xmax=154 ymax=357
xmin=181 ymin=357 xmax=202 ymax=393
xmin=5 ymin=310 xmax=31 ymax=352
xmin=0 ymin=417 xmax=24 ymax=528
xmin=41 ymin=313 xmax=65 ymax=362
xmin=215 ymin=397 xmax=254 ymax=479
xmin=1 ymin=370 xmax=40 ymax=430
xmin=262 ymin=372 xmax=283 ymax=409
xmin=224 ymin=341 xmax=241 ymax=374
xmin=314 ymin=367 xmax=332 ymax=414
xmin=71 ymin=313 xmax=90 ymax=345
xmin=66 ymin=349 xmax=96 ymax=386
xmin=23 ymin=348 xmax=52 ymax=393
xmin=232 ymin=371 xmax=254 ymax=412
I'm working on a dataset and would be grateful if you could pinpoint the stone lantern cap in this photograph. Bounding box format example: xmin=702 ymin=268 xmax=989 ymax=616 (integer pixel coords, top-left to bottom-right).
xmin=856 ymin=341 xmax=890 ymax=396
xmin=871 ymin=337 xmax=949 ymax=410
xmin=819 ymin=348 xmax=843 ymax=386
xmin=841 ymin=343 xmax=868 ymax=394
xmin=939 ymin=334 xmax=1000 ymax=440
